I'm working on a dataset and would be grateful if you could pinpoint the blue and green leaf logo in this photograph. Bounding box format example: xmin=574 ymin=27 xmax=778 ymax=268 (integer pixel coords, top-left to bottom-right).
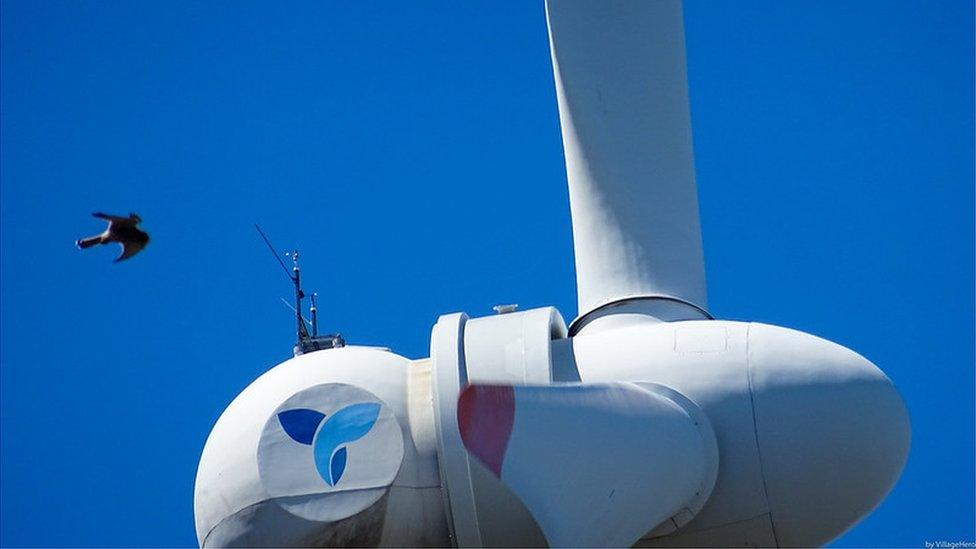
xmin=277 ymin=402 xmax=381 ymax=486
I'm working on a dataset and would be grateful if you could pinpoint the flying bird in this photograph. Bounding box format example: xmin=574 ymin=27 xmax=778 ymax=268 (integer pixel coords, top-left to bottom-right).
xmin=76 ymin=212 xmax=150 ymax=262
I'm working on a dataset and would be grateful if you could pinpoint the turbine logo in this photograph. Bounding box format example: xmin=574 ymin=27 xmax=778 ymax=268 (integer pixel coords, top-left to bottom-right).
xmin=256 ymin=383 xmax=405 ymax=522
xmin=277 ymin=402 xmax=381 ymax=486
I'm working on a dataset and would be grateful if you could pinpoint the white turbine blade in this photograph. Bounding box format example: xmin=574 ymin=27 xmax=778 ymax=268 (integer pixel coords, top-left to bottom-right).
xmin=546 ymin=0 xmax=707 ymax=319
xmin=458 ymin=382 xmax=715 ymax=548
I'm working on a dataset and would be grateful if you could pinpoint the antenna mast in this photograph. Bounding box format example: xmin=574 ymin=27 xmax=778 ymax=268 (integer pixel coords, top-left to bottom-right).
xmin=255 ymin=224 xmax=344 ymax=355
xmin=286 ymin=250 xmax=310 ymax=345
xmin=310 ymin=293 xmax=319 ymax=337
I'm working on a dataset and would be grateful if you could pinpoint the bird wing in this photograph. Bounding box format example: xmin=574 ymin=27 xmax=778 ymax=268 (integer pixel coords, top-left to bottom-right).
xmin=93 ymin=212 xmax=136 ymax=225
xmin=114 ymin=240 xmax=147 ymax=262
xmin=77 ymin=233 xmax=106 ymax=249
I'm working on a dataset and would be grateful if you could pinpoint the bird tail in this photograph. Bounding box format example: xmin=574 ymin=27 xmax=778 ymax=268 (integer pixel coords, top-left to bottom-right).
xmin=76 ymin=236 xmax=102 ymax=249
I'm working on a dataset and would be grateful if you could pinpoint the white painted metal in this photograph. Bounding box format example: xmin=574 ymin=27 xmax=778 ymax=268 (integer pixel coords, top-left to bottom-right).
xmin=464 ymin=306 xmax=567 ymax=384
xmin=546 ymin=0 xmax=707 ymax=318
xmin=638 ymin=513 xmax=778 ymax=548
xmin=747 ymin=323 xmax=911 ymax=546
xmin=460 ymin=381 xmax=717 ymax=547
xmin=428 ymin=309 xmax=570 ymax=547
xmin=571 ymin=298 xmax=711 ymax=336
xmin=194 ymin=313 xmax=909 ymax=547
xmin=635 ymin=382 xmax=720 ymax=537
xmin=428 ymin=313 xmax=482 ymax=547
xmin=193 ymin=346 xmax=449 ymax=547
xmin=461 ymin=308 xmax=568 ymax=547
xmin=569 ymin=320 xmax=911 ymax=546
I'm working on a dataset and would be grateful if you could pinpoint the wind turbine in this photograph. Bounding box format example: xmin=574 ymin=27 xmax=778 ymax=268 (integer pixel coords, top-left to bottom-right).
xmin=193 ymin=1 xmax=909 ymax=547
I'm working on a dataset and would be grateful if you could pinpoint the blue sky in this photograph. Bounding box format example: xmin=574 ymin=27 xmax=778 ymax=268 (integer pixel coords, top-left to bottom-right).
xmin=1 ymin=1 xmax=972 ymax=546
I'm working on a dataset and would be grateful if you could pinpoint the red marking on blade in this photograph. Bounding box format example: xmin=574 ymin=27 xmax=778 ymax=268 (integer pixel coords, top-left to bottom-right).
xmin=457 ymin=384 xmax=516 ymax=478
